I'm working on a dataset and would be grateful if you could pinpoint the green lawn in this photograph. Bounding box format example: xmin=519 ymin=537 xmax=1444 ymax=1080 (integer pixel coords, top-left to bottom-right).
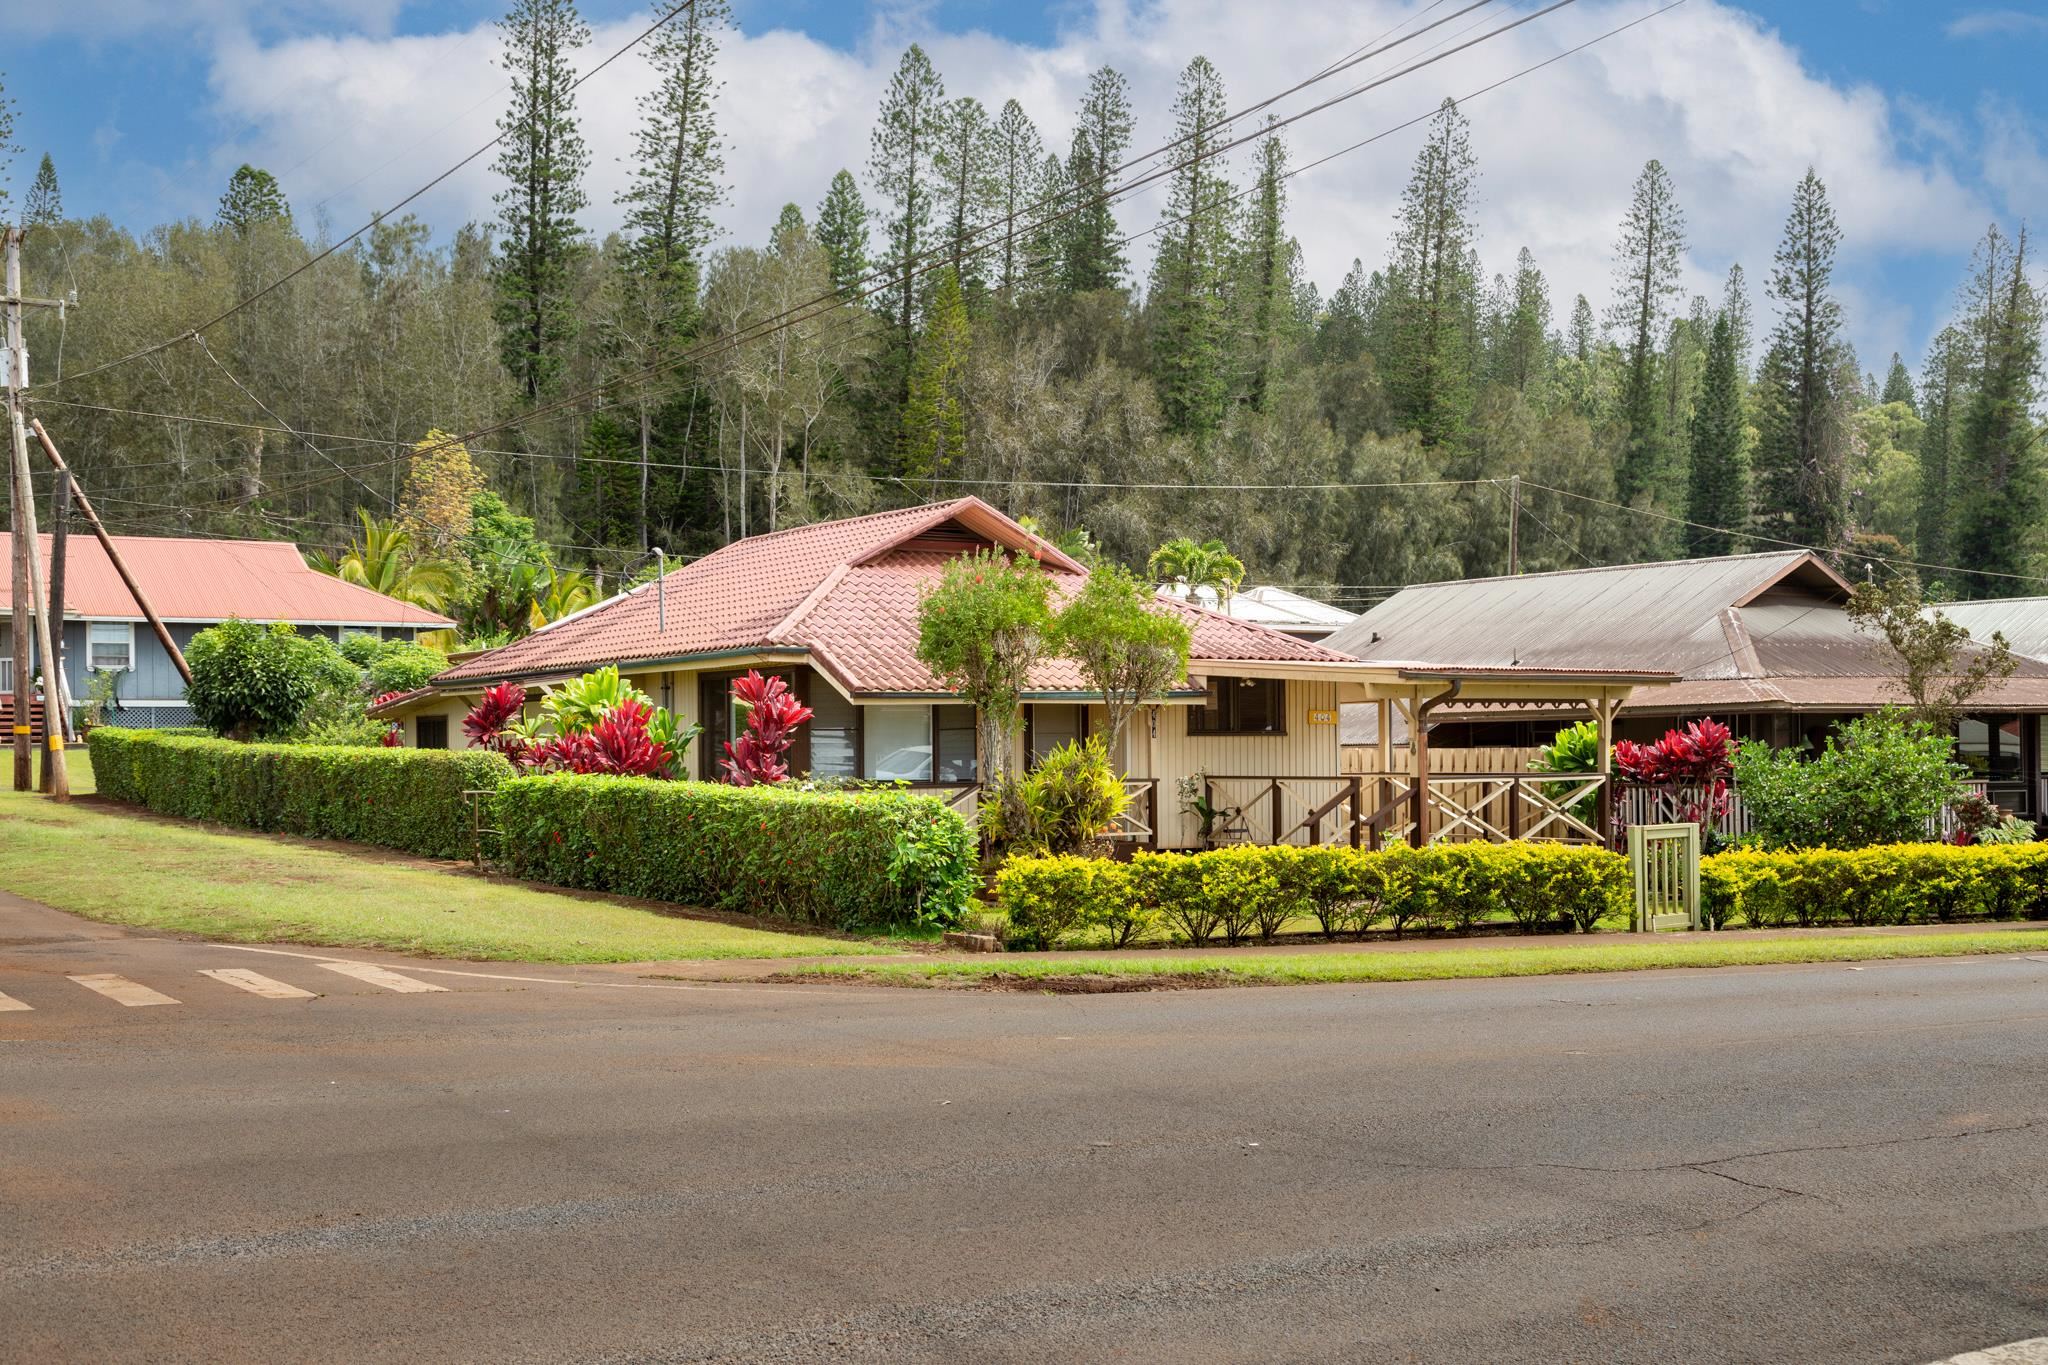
xmin=783 ymin=927 xmax=2048 ymax=989
xmin=0 ymin=751 xmax=887 ymax=964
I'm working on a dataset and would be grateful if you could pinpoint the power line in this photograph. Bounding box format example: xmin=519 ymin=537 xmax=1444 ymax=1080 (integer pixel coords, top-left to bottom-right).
xmin=33 ymin=0 xmax=702 ymax=395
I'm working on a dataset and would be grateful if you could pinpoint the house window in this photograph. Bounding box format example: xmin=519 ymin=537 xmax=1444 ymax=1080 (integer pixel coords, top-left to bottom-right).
xmin=1029 ymin=703 xmax=1087 ymax=765
xmin=1186 ymin=676 xmax=1286 ymax=736
xmin=809 ymin=685 xmax=859 ymax=778
xmin=865 ymin=706 xmax=933 ymax=782
xmin=416 ymin=715 xmax=449 ymax=750
xmin=934 ymin=705 xmax=977 ymax=782
xmin=89 ymin=622 xmax=134 ymax=672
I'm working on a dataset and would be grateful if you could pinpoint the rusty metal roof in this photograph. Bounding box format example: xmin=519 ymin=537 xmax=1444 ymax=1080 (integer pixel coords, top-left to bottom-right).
xmin=1938 ymin=597 xmax=2048 ymax=663
xmin=1325 ymin=551 xmax=2048 ymax=712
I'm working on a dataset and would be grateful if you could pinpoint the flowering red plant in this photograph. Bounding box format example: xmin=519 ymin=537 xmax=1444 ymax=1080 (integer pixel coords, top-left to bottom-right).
xmin=528 ymin=698 xmax=675 ymax=777
xmin=464 ymin=682 xmax=530 ymax=756
xmin=720 ymin=670 xmax=813 ymax=786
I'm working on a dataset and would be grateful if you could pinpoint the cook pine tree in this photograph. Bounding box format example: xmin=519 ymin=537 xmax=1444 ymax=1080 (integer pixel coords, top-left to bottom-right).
xmin=1752 ymin=168 xmax=1851 ymax=550
xmin=1607 ymin=159 xmax=1687 ymax=530
xmin=1148 ymin=56 xmax=1235 ymax=440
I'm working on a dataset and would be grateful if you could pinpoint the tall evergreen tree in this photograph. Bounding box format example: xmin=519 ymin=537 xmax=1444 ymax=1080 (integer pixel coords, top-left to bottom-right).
xmin=1722 ymin=262 xmax=1752 ymax=377
xmin=902 ymin=268 xmax=971 ymax=483
xmin=814 ymin=169 xmax=871 ymax=299
xmin=1232 ymin=120 xmax=1292 ymax=412
xmin=24 ymin=153 xmax=59 ymax=227
xmin=617 ymin=0 xmax=727 ymax=332
xmin=1751 ymin=168 xmax=1850 ymax=549
xmin=1916 ymin=323 xmax=1968 ymax=564
xmin=774 ymin=202 xmax=806 ymax=238
xmin=490 ymin=0 xmax=592 ymax=402
xmin=1949 ymin=226 xmax=2043 ymax=597
xmin=1606 ymin=159 xmax=1687 ymax=512
xmin=1021 ymin=151 xmax=1070 ymax=300
xmin=990 ymin=99 xmax=1043 ymax=298
xmin=1880 ymin=351 xmax=1916 ymax=410
xmin=867 ymin=45 xmax=947 ymax=383
xmin=1498 ymin=247 xmax=1551 ymax=393
xmin=1318 ymin=258 xmax=1371 ymax=364
xmin=1062 ymin=66 xmax=1134 ymax=292
xmin=934 ymin=96 xmax=999 ymax=299
xmin=1686 ymin=311 xmax=1746 ymax=555
xmin=1383 ymin=98 xmax=1478 ymax=447
xmin=217 ymin=165 xmax=292 ymax=234
xmin=1567 ymin=293 xmax=1595 ymax=364
xmin=1148 ymin=56 xmax=1235 ymax=438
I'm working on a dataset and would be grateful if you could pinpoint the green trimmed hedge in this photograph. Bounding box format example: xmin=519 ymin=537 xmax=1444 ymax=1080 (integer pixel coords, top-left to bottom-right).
xmin=86 ymin=727 xmax=512 ymax=860
xmin=492 ymin=775 xmax=978 ymax=931
xmin=1702 ymin=844 xmax=2048 ymax=929
xmin=996 ymin=842 xmax=1632 ymax=949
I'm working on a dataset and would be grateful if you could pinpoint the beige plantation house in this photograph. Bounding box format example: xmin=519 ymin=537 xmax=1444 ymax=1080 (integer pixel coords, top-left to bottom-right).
xmin=374 ymin=498 xmax=1665 ymax=848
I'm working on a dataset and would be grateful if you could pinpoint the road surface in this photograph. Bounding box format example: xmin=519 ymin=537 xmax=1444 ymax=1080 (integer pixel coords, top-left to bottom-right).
xmin=3 ymin=894 xmax=2045 ymax=1362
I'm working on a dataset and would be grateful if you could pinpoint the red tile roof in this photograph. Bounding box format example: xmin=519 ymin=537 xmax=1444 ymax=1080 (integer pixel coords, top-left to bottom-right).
xmin=435 ymin=497 xmax=1354 ymax=694
xmin=0 ymin=532 xmax=454 ymax=628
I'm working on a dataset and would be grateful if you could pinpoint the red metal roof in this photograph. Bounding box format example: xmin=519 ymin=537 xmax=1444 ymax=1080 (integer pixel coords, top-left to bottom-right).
xmin=0 ymin=533 xmax=454 ymax=628
xmin=436 ymin=497 xmax=1354 ymax=694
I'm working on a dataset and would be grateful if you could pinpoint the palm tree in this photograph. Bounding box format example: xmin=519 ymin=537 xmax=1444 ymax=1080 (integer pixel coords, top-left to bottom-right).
xmin=1146 ymin=537 xmax=1247 ymax=603
xmin=528 ymin=565 xmax=599 ymax=631
xmin=307 ymin=509 xmax=462 ymax=610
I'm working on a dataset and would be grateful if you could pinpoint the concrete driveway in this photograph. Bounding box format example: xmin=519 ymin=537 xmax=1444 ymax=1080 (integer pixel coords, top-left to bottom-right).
xmin=3 ymin=895 xmax=2046 ymax=1363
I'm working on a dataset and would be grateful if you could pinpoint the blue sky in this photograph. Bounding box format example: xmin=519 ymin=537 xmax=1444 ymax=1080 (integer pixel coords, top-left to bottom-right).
xmin=5 ymin=1 xmax=2044 ymax=371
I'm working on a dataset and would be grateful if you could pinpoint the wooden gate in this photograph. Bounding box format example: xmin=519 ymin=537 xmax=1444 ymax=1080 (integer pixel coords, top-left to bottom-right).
xmin=1628 ymin=822 xmax=1701 ymax=932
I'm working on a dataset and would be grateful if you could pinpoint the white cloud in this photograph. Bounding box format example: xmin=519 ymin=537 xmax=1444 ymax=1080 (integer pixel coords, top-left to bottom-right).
xmin=1945 ymin=10 xmax=2048 ymax=40
xmin=0 ymin=0 xmax=406 ymax=41
xmin=206 ymin=0 xmax=2008 ymax=367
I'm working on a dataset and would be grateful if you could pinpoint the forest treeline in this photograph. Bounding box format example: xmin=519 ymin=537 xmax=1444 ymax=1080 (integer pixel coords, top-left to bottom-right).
xmin=2 ymin=0 xmax=2042 ymax=619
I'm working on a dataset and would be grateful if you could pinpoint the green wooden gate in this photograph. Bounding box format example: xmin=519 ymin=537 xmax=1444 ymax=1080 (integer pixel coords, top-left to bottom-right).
xmin=1628 ymin=822 xmax=1702 ymax=932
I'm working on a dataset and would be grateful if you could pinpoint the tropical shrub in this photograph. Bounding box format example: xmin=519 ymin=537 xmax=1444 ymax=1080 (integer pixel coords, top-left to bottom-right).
xmin=1701 ymin=844 xmax=2048 ymax=929
xmin=720 ymin=670 xmax=813 ymax=786
xmin=363 ymin=642 xmax=450 ymax=696
xmin=1614 ymin=718 xmax=1735 ymax=831
xmin=86 ymin=727 xmax=512 ymax=859
xmin=185 ymin=619 xmax=338 ymax=740
xmin=984 ymin=737 xmax=1131 ymax=855
xmin=464 ymin=681 xmax=529 ymax=753
xmin=464 ymin=668 xmax=699 ymax=778
xmin=1732 ymin=710 xmax=1965 ymax=850
xmin=494 ymin=775 xmax=977 ymax=931
xmin=993 ymin=842 xmax=1633 ymax=947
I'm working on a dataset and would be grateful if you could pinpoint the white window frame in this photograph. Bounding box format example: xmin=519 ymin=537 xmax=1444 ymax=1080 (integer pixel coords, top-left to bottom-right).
xmin=88 ymin=621 xmax=136 ymax=673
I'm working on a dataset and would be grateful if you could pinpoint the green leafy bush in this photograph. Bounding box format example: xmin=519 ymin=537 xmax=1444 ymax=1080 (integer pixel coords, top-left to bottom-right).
xmin=1731 ymin=710 xmax=1965 ymax=850
xmin=364 ymin=642 xmax=450 ymax=695
xmin=186 ymin=619 xmax=338 ymax=740
xmin=86 ymin=727 xmax=512 ymax=859
xmin=983 ymin=736 xmax=1130 ymax=855
xmin=1701 ymin=844 xmax=2048 ymax=928
xmin=994 ymin=842 xmax=1633 ymax=948
xmin=493 ymin=775 xmax=977 ymax=931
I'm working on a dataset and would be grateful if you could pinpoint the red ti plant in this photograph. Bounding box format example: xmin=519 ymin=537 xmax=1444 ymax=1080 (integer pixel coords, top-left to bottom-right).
xmin=464 ymin=682 xmax=531 ymax=758
xmin=720 ymin=671 xmax=814 ymax=786
xmin=1614 ymin=718 xmax=1735 ymax=826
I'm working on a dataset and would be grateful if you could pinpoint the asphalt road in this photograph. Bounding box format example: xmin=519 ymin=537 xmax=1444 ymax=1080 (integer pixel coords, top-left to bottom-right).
xmin=4 ymin=894 xmax=2047 ymax=1364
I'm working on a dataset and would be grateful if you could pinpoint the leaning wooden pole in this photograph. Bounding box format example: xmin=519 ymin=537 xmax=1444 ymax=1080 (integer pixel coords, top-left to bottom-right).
xmin=30 ymin=419 xmax=190 ymax=685
xmin=6 ymin=232 xmax=30 ymax=790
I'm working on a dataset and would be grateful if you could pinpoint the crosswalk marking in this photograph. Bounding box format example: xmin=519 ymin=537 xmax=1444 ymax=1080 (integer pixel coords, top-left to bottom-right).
xmin=199 ymin=968 xmax=317 ymax=1000
xmin=0 ymin=989 xmax=33 ymax=1012
xmin=317 ymin=961 xmax=447 ymax=994
xmin=70 ymin=974 xmax=180 ymax=1008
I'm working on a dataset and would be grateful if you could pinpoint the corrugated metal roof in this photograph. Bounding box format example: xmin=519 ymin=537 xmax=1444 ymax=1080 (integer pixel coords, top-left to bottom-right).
xmin=1938 ymin=597 xmax=2048 ymax=662
xmin=1324 ymin=551 xmax=2048 ymax=711
xmin=0 ymin=532 xmax=453 ymax=628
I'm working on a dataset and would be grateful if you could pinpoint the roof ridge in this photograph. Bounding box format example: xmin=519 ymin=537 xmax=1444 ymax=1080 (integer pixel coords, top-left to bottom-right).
xmin=768 ymin=562 xmax=850 ymax=642
xmin=1395 ymin=548 xmax=1812 ymax=593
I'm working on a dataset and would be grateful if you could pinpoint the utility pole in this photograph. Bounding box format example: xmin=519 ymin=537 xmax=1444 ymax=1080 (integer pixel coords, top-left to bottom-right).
xmin=1505 ymin=474 xmax=1521 ymax=577
xmin=6 ymin=226 xmax=70 ymax=798
xmin=41 ymin=470 xmax=71 ymax=795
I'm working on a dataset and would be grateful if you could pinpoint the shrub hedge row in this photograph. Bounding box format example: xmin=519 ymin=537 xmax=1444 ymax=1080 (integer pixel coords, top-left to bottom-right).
xmin=995 ymin=842 xmax=1632 ymax=949
xmin=492 ymin=774 xmax=978 ymax=931
xmin=1701 ymin=844 xmax=2048 ymax=928
xmin=86 ymin=727 xmax=513 ymax=860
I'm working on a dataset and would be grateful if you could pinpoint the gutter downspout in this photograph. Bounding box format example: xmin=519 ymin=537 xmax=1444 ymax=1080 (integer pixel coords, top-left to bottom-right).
xmin=1410 ymin=679 xmax=1462 ymax=843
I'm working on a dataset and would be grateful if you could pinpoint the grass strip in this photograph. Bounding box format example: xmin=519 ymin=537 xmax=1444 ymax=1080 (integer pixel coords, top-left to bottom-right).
xmin=780 ymin=929 xmax=2048 ymax=990
xmin=0 ymin=752 xmax=883 ymax=964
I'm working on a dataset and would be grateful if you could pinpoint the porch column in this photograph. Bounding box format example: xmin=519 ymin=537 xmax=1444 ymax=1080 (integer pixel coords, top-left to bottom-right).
xmin=1408 ymin=688 xmax=1429 ymax=842
xmin=1375 ymin=697 xmax=1392 ymax=773
xmin=1593 ymin=689 xmax=1616 ymax=847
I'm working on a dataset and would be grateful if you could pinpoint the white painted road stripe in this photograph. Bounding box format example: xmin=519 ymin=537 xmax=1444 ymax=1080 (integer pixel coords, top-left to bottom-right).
xmin=1930 ymin=1338 xmax=2048 ymax=1364
xmin=70 ymin=974 xmax=180 ymax=1007
xmin=200 ymin=969 xmax=317 ymax=1000
xmin=0 ymin=990 xmax=33 ymax=1012
xmin=317 ymin=961 xmax=447 ymax=994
